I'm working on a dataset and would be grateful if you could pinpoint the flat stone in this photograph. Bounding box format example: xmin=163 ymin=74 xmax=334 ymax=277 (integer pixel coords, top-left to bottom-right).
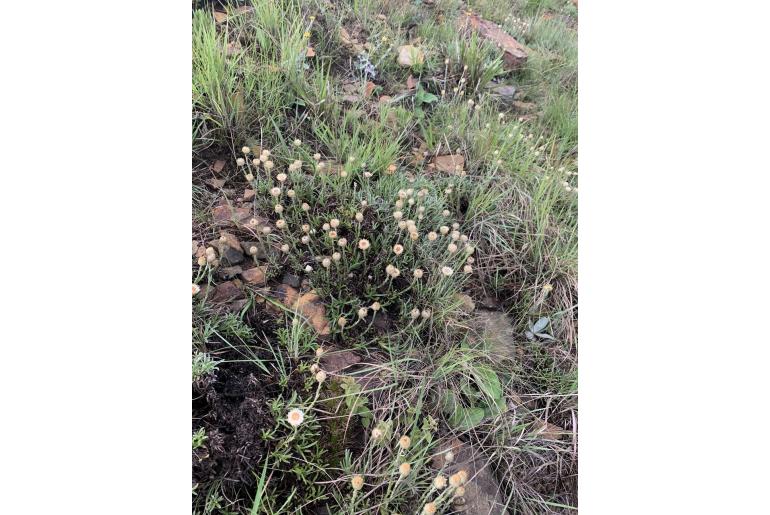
xmin=217 ymin=266 xmax=243 ymax=280
xmin=220 ymin=245 xmax=244 ymax=266
xmin=294 ymin=291 xmax=331 ymax=335
xmin=472 ymin=309 xmax=516 ymax=358
xmin=275 ymin=284 xmax=299 ymax=308
xmin=281 ymin=273 xmax=301 ymax=289
xmin=320 ymin=348 xmax=362 ymax=374
xmin=431 ymin=154 xmax=465 ymax=173
xmin=455 ymin=293 xmax=476 ymax=313
xmin=433 ymin=438 xmax=506 ymax=515
xmin=241 ymin=265 xmax=267 ymax=285
xmin=243 ymin=189 xmax=255 ymax=201
xmin=459 ymin=12 xmax=527 ymax=70
xmin=486 ymin=83 xmax=517 ymax=100
xmin=209 ymin=281 xmax=244 ymax=303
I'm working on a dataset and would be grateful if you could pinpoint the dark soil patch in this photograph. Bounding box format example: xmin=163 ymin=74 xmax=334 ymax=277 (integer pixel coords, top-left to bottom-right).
xmin=192 ymin=360 xmax=271 ymax=491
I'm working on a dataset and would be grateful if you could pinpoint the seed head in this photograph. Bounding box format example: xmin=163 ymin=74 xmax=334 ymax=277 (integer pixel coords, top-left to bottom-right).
xmin=433 ymin=475 xmax=447 ymax=489
xmin=393 ymin=244 xmax=404 ymax=255
xmin=422 ymin=502 xmax=436 ymax=515
xmin=351 ymin=475 xmax=364 ymax=491
xmin=399 ymin=462 xmax=411 ymax=478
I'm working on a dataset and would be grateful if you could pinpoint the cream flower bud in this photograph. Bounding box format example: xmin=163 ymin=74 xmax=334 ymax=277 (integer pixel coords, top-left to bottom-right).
xmin=330 ymin=218 xmax=340 ymax=228
xmin=395 ymin=200 xmax=404 ymax=209
xmin=421 ymin=309 xmax=431 ymax=319
xmin=445 ymin=450 xmax=454 ymax=463
xmin=245 ymin=173 xmax=254 ymax=181
xmin=301 ymin=202 xmax=310 ymax=211
xmin=315 ymin=346 xmax=325 ymax=357
xmin=322 ymin=223 xmax=330 ymax=231
xmin=262 ymin=226 xmax=272 ymax=235
xmin=441 ymin=266 xmax=453 ymax=276
xmin=337 ymin=238 xmax=347 ymax=247
xmin=301 ymin=224 xmax=310 ymax=233
xmin=322 ymin=258 xmax=331 ymax=268
xmin=301 ymin=235 xmax=310 ymax=244
xmin=270 ymin=187 xmax=281 ymax=197
xmin=428 ymin=232 xmax=438 ymax=241
xmin=358 ymin=239 xmax=370 ymax=250
xmin=370 ymin=301 xmax=381 ymax=311
xmin=440 ymin=226 xmax=449 ymax=235
xmin=398 ymin=221 xmax=407 ymax=229
xmin=236 ymin=157 xmax=246 ymax=166
xmin=276 ymin=173 xmax=287 ymax=182
xmin=410 ymin=308 xmax=420 ymax=319
xmin=463 ymin=265 xmax=473 ymax=273
xmin=393 ymin=244 xmax=404 ymax=255
xmin=358 ymin=307 xmax=368 ymax=319
xmin=355 ymin=212 xmax=364 ymax=222
xmin=337 ymin=316 xmax=347 ymax=327
xmin=413 ymin=268 xmax=424 ymax=279
xmin=328 ymin=230 xmax=337 ymax=239
xmin=310 ymin=363 xmax=319 ymax=373
xmin=398 ymin=435 xmax=411 ymax=449
xmin=281 ymin=244 xmax=290 ymax=253
xmin=393 ymin=211 xmax=403 ymax=220
xmin=305 ymin=265 xmax=313 ymax=272
xmin=351 ymin=475 xmax=364 ymax=491
xmin=399 ymin=462 xmax=411 ymax=478
xmin=332 ymin=252 xmax=341 ymax=261
xmin=276 ymin=219 xmax=286 ymax=229
xmin=293 ymin=138 xmax=302 ymax=146
xmin=264 ymin=161 xmax=274 ymax=170
xmin=275 ymin=204 xmax=284 ymax=214
xmin=448 ymin=243 xmax=458 ymax=253
xmin=423 ymin=502 xmax=436 ymax=515
xmin=434 ymin=475 xmax=447 ymax=489
xmin=241 ymin=146 xmax=250 ymax=154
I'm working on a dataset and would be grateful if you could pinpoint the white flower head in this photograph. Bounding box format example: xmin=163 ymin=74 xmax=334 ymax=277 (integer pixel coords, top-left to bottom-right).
xmin=287 ymin=408 xmax=304 ymax=427
xmin=441 ymin=266 xmax=453 ymax=277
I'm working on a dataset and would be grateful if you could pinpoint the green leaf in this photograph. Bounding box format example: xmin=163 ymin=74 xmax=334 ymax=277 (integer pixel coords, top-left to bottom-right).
xmin=532 ymin=317 xmax=550 ymax=333
xmin=449 ymin=406 xmax=485 ymax=430
xmin=471 ymin=365 xmax=503 ymax=401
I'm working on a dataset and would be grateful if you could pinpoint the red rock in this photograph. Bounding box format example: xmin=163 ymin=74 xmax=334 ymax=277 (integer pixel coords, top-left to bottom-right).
xmin=431 ymin=154 xmax=465 ymax=173
xmin=294 ymin=291 xmax=331 ymax=335
xmin=218 ymin=231 xmax=241 ymax=252
xmin=459 ymin=12 xmax=527 ymax=70
xmin=209 ymin=281 xmax=244 ymax=303
xmin=241 ymin=266 xmax=267 ymax=285
xmin=243 ymin=189 xmax=255 ymax=201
